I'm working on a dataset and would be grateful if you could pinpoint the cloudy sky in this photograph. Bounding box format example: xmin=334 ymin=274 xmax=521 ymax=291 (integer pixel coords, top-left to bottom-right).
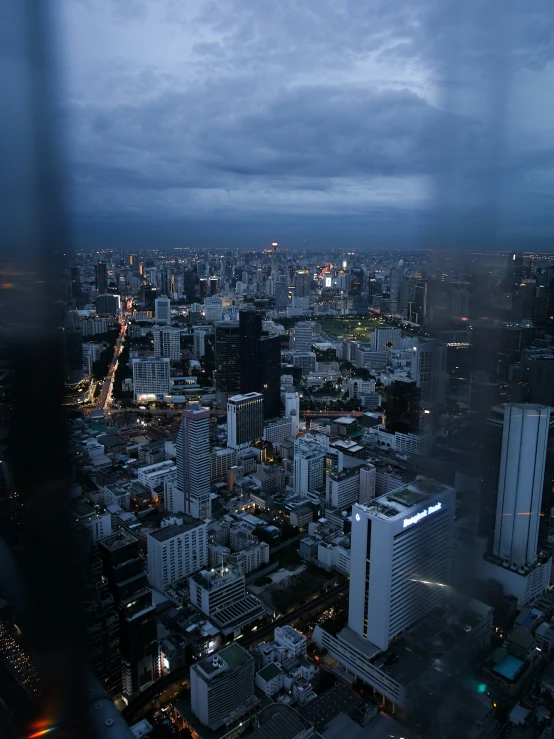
xmin=55 ymin=0 xmax=554 ymax=250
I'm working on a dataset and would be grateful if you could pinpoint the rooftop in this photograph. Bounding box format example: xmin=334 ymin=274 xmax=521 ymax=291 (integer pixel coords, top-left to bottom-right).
xmin=98 ymin=529 xmax=139 ymax=551
xmin=257 ymin=662 xmax=282 ymax=681
xmin=148 ymin=517 xmax=204 ymax=542
xmin=493 ymin=654 xmax=526 ymax=681
xmin=356 ymin=476 xmax=451 ymax=522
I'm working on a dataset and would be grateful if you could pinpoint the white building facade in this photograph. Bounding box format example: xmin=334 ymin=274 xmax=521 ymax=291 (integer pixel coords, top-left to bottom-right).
xmin=132 ymin=357 xmax=171 ymax=401
xmin=349 ymin=479 xmax=455 ymax=650
xmin=147 ymin=518 xmax=208 ymax=592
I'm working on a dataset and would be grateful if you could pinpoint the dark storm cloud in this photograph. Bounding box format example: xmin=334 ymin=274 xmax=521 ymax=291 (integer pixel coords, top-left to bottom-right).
xmin=57 ymin=0 xmax=554 ymax=247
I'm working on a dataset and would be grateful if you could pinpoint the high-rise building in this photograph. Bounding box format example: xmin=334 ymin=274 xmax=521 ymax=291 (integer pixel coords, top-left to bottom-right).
xmin=478 ymin=403 xmax=553 ymax=606
xmin=348 ymin=479 xmax=455 ymax=650
xmin=492 ymin=405 xmax=549 ymax=568
xmin=275 ymin=279 xmax=289 ymax=309
xmin=384 ymin=381 xmax=420 ymax=435
xmin=70 ymin=265 xmax=81 ymax=299
xmin=285 ymin=391 xmax=300 ymax=437
xmin=95 ymin=260 xmax=108 ymax=294
xmin=481 ymin=404 xmax=551 ymax=564
xmin=294 ymin=270 xmax=311 ymax=298
xmin=153 ymin=325 xmax=181 ymax=360
xmin=359 ymin=464 xmax=376 ymax=503
xmin=326 ymin=468 xmax=360 ymax=508
xmin=239 ymin=310 xmax=280 ymax=419
xmin=154 ymin=295 xmax=171 ymax=324
xmin=388 ymin=260 xmax=404 ymax=314
xmin=293 ymin=436 xmax=326 ymax=494
xmin=194 ymin=327 xmax=207 ymax=359
xmin=147 ymin=516 xmax=208 ymax=592
xmin=63 ymin=326 xmax=85 ymax=385
xmin=131 ymin=357 xmax=171 ymax=401
xmin=413 ymin=340 xmax=446 ymax=408
xmin=227 ymin=393 xmax=264 ymax=450
xmin=174 ymin=408 xmax=212 ymax=518
xmin=289 ymin=321 xmax=320 ymax=352
xmin=204 ymin=296 xmax=223 ymax=322
xmin=95 ymin=294 xmax=121 ymax=316
xmin=214 ymin=320 xmax=241 ymax=398
xmin=98 ymin=530 xmax=158 ymax=698
xmin=190 ymin=643 xmax=256 ymax=730
xmin=370 ymin=327 xmax=401 ymax=351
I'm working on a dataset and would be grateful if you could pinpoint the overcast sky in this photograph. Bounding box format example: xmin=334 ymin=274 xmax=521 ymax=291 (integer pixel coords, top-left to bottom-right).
xmin=55 ymin=0 xmax=554 ymax=250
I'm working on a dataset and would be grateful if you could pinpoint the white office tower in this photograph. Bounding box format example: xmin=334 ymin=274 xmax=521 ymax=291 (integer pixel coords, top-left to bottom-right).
xmin=131 ymin=357 xmax=171 ymax=401
xmin=413 ymin=339 xmax=446 ymax=407
xmin=326 ymin=468 xmax=360 ymax=508
xmin=204 ymin=296 xmax=223 ymax=323
xmin=154 ymin=295 xmax=171 ymax=324
xmin=227 ymin=393 xmax=264 ymax=450
xmin=285 ymin=391 xmax=300 ymax=437
xmin=153 ymin=325 xmax=181 ymax=360
xmin=493 ymin=404 xmax=549 ymax=568
xmin=349 ymin=479 xmax=455 ymax=650
xmin=359 ymin=464 xmax=376 ymax=503
xmin=174 ymin=408 xmax=212 ymax=519
xmin=370 ymin=327 xmax=401 ymax=352
xmin=190 ymin=643 xmax=255 ymax=730
xmin=290 ymin=321 xmax=320 ymax=352
xmin=147 ymin=516 xmax=208 ymax=591
xmin=294 ymin=436 xmax=326 ymax=494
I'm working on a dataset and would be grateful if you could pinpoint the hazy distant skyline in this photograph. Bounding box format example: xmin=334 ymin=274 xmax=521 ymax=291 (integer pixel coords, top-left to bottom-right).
xmin=57 ymin=0 xmax=554 ymax=250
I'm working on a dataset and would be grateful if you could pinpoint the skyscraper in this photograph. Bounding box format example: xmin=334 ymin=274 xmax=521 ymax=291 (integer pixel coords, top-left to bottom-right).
xmin=98 ymin=530 xmax=158 ymax=699
xmin=481 ymin=404 xmax=552 ymax=562
xmin=153 ymin=325 xmax=181 ymax=360
xmin=348 ymin=479 xmax=455 ymax=650
xmin=388 ymin=260 xmax=404 ymax=314
xmin=214 ymin=321 xmax=241 ymax=401
xmin=384 ymin=381 xmax=420 ymax=435
xmin=131 ymin=357 xmax=171 ymax=401
xmin=285 ymin=391 xmax=300 ymax=437
xmin=95 ymin=260 xmax=108 ymax=294
xmin=275 ymin=279 xmax=289 ymax=309
xmin=70 ymin=265 xmax=81 ymax=299
xmin=478 ymin=403 xmax=553 ymax=605
xmin=239 ymin=310 xmax=280 ymax=419
xmin=293 ymin=436 xmax=326 ymax=494
xmin=63 ymin=326 xmax=84 ymax=385
xmin=227 ymin=393 xmax=264 ymax=450
xmin=289 ymin=321 xmax=320 ymax=352
xmin=294 ymin=269 xmax=311 ymax=298
xmin=413 ymin=340 xmax=446 ymax=408
xmin=175 ymin=408 xmax=212 ymax=518
xmin=155 ymin=295 xmax=171 ymax=324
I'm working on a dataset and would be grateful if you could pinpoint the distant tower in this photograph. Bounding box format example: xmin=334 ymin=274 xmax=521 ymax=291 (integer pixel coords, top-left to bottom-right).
xmin=271 ymin=242 xmax=279 ymax=279
xmin=155 ymin=295 xmax=171 ymax=324
xmin=95 ymin=260 xmax=108 ymax=295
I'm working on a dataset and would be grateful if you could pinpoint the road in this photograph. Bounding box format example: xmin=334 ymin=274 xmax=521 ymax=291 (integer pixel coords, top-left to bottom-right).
xmin=97 ymin=319 xmax=127 ymax=411
xmin=122 ymin=581 xmax=348 ymax=723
